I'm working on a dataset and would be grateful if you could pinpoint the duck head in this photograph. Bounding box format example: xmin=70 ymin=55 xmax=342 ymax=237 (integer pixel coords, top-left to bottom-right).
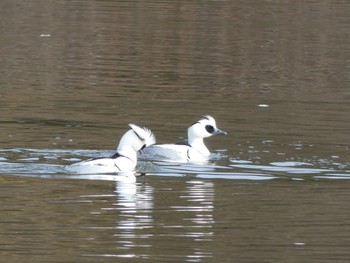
xmin=117 ymin=124 xmax=156 ymax=157
xmin=188 ymin=115 xmax=227 ymax=142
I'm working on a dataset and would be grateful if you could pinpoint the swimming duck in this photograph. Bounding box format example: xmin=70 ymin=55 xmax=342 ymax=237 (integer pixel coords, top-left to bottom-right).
xmin=139 ymin=115 xmax=226 ymax=162
xmin=66 ymin=124 xmax=156 ymax=174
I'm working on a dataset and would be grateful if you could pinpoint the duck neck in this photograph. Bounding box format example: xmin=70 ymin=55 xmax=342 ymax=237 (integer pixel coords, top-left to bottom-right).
xmin=188 ymin=137 xmax=210 ymax=156
xmin=116 ymin=146 xmax=137 ymax=163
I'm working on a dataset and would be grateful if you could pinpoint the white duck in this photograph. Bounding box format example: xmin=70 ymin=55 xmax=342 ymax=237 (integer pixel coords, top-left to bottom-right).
xmin=66 ymin=124 xmax=156 ymax=174
xmin=139 ymin=115 xmax=226 ymax=162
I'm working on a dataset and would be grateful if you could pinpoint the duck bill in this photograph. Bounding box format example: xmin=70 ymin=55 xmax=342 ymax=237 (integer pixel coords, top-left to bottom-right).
xmin=213 ymin=128 xmax=227 ymax=135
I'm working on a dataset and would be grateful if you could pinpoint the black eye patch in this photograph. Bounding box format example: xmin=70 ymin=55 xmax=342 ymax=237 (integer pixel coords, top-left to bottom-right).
xmin=205 ymin=125 xmax=215 ymax=133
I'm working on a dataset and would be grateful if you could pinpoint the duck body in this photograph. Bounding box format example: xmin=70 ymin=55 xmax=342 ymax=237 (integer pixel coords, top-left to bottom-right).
xmin=139 ymin=115 xmax=226 ymax=162
xmin=66 ymin=124 xmax=155 ymax=174
xmin=66 ymin=153 xmax=136 ymax=174
xmin=140 ymin=143 xmax=206 ymax=162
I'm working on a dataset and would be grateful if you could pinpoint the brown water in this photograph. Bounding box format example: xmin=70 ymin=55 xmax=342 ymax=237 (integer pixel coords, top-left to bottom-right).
xmin=0 ymin=0 xmax=349 ymax=262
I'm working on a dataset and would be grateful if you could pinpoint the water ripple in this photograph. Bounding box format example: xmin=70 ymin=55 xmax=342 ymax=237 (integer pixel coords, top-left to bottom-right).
xmin=0 ymin=148 xmax=348 ymax=181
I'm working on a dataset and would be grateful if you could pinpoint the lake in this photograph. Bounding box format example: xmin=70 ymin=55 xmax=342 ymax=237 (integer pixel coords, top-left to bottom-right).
xmin=0 ymin=0 xmax=349 ymax=262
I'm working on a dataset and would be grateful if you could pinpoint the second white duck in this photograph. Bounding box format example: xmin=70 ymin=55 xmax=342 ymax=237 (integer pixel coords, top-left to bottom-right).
xmin=66 ymin=124 xmax=156 ymax=174
xmin=139 ymin=115 xmax=226 ymax=162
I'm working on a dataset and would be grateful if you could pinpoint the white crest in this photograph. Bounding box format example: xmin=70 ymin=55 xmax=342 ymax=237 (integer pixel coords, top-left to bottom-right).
xmin=196 ymin=115 xmax=216 ymax=125
xmin=129 ymin=123 xmax=156 ymax=147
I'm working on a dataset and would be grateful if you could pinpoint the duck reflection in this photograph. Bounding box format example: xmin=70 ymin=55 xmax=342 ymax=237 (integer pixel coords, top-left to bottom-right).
xmin=183 ymin=180 xmax=215 ymax=239
xmin=172 ymin=180 xmax=215 ymax=260
xmin=113 ymin=174 xmax=154 ymax=257
xmin=112 ymin=177 xmax=215 ymax=261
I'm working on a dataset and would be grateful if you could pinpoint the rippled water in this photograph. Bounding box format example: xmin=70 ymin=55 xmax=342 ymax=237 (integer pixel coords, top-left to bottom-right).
xmin=1 ymin=0 xmax=350 ymax=262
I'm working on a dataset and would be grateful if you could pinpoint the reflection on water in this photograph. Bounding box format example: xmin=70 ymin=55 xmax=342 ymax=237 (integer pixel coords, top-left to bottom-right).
xmin=1 ymin=163 xmax=350 ymax=262
xmin=84 ymin=180 xmax=154 ymax=259
xmin=77 ymin=176 xmax=215 ymax=261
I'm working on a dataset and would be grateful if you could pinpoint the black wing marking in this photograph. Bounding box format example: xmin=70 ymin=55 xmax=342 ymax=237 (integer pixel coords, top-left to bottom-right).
xmin=175 ymin=140 xmax=191 ymax=147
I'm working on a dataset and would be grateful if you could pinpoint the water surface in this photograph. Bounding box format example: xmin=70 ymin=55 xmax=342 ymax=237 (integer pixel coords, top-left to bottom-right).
xmin=0 ymin=0 xmax=349 ymax=262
